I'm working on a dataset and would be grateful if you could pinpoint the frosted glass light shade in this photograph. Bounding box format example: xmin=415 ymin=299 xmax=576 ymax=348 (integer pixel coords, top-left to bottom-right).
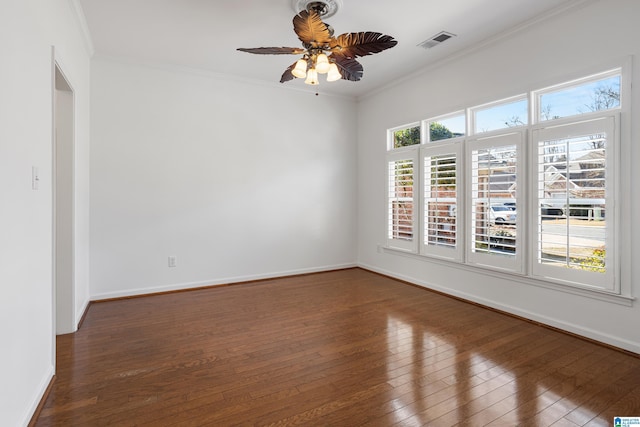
xmin=326 ymin=63 xmax=341 ymax=82
xmin=304 ymin=68 xmax=319 ymax=85
xmin=292 ymin=59 xmax=308 ymax=78
xmin=315 ymin=54 xmax=330 ymax=74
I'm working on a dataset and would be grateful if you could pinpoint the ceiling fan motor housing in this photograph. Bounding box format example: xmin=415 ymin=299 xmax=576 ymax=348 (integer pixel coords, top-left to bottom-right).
xmin=292 ymin=0 xmax=343 ymax=18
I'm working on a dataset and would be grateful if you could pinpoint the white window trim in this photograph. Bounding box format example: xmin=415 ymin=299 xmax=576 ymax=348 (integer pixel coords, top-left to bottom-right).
xmin=470 ymin=94 xmax=529 ymax=135
xmin=465 ymin=131 xmax=525 ymax=274
xmin=533 ymin=68 xmax=622 ymax=125
xmin=386 ymin=147 xmax=419 ymax=253
xmin=424 ymin=111 xmax=467 ymax=143
xmin=383 ymin=60 xmax=633 ymax=303
xmin=420 ymin=142 xmax=464 ymax=262
xmin=529 ymin=114 xmax=619 ymax=293
xmin=388 ymin=123 xmax=420 ymax=151
xmin=381 ymin=245 xmax=634 ymax=306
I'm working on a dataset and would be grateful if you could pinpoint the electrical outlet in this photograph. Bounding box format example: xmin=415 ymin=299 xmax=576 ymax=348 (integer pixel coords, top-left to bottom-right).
xmin=168 ymin=256 xmax=177 ymax=268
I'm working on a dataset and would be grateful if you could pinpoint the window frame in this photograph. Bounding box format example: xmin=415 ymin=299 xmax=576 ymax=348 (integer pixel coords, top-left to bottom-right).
xmin=423 ymin=111 xmax=467 ymax=143
xmin=420 ymin=142 xmax=464 ymax=261
xmin=470 ymin=94 xmax=529 ymax=135
xmin=388 ymin=122 xmax=421 ymax=150
xmin=383 ymin=62 xmax=630 ymax=301
xmin=532 ymin=68 xmax=622 ymax=125
xmin=466 ymin=131 xmax=525 ymax=273
xmin=529 ymin=114 xmax=619 ymax=293
xmin=386 ymin=147 xmax=419 ymax=253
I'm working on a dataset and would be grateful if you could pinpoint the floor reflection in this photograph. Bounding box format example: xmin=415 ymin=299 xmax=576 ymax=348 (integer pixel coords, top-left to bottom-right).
xmin=383 ymin=312 xmax=537 ymax=425
xmin=381 ymin=303 xmax=640 ymax=426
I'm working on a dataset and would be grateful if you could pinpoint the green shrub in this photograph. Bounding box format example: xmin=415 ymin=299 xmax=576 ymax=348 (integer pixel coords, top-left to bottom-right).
xmin=574 ymin=247 xmax=605 ymax=273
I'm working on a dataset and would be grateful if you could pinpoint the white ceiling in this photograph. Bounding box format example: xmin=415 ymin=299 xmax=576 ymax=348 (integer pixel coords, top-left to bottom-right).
xmin=77 ymin=0 xmax=587 ymax=98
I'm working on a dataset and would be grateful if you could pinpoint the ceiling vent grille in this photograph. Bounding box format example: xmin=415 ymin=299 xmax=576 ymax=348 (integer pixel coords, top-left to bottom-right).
xmin=418 ymin=31 xmax=456 ymax=49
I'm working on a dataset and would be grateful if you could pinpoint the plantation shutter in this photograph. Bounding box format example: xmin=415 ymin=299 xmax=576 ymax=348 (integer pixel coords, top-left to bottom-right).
xmin=422 ymin=144 xmax=462 ymax=261
xmin=467 ymin=132 xmax=524 ymax=272
xmin=532 ymin=115 xmax=616 ymax=291
xmin=387 ymin=149 xmax=418 ymax=252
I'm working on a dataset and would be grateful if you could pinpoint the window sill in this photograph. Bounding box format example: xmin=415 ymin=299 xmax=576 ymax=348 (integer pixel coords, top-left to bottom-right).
xmin=381 ymin=246 xmax=635 ymax=307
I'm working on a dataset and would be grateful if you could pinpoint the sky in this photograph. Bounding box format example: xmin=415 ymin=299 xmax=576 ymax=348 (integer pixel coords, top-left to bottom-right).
xmin=429 ymin=75 xmax=620 ymax=137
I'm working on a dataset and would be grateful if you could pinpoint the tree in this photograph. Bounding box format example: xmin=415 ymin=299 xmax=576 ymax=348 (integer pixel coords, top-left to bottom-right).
xmin=430 ymin=155 xmax=456 ymax=186
xmin=540 ymin=104 xmax=560 ymax=121
xmin=583 ymin=83 xmax=620 ymax=149
xmin=393 ymin=126 xmax=420 ymax=148
xmin=542 ymin=141 xmax=567 ymax=165
xmin=430 ymin=122 xmax=454 ymax=142
xmin=429 ymin=123 xmax=456 ymax=185
xmin=584 ymin=84 xmax=620 ymax=112
xmin=394 ymin=122 xmax=459 ymax=146
xmin=504 ymin=115 xmax=525 ymax=127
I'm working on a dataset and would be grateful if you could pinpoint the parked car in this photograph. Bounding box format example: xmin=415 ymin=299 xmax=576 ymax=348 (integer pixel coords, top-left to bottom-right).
xmin=489 ymin=205 xmax=516 ymax=225
xmin=541 ymin=204 xmax=564 ymax=217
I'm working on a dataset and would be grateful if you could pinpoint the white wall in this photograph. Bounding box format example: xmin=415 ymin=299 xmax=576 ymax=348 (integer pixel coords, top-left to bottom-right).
xmin=89 ymin=58 xmax=358 ymax=298
xmin=357 ymin=0 xmax=640 ymax=353
xmin=0 ymin=0 xmax=91 ymax=425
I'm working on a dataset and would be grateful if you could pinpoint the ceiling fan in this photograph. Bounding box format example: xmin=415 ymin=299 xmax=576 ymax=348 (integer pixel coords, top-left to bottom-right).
xmin=237 ymin=1 xmax=398 ymax=87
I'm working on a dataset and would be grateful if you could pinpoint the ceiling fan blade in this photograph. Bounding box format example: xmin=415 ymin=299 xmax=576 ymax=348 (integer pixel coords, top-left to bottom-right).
xmin=237 ymin=47 xmax=307 ymax=55
xmin=293 ymin=10 xmax=332 ymax=47
xmin=280 ymin=62 xmax=297 ymax=83
xmin=331 ymin=32 xmax=398 ymax=58
xmin=331 ymin=55 xmax=363 ymax=81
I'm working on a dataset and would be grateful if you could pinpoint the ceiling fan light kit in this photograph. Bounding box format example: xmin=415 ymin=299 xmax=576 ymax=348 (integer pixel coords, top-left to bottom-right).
xmin=326 ymin=63 xmax=342 ymax=82
xmin=304 ymin=68 xmax=319 ymax=85
xmin=238 ymin=1 xmax=397 ymax=89
xmin=292 ymin=0 xmax=343 ymax=18
xmin=292 ymin=59 xmax=308 ymax=78
xmin=315 ymin=53 xmax=331 ymax=73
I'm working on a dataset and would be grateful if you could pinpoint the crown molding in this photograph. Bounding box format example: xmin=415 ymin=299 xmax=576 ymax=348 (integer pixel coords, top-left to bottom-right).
xmin=360 ymin=0 xmax=598 ymax=101
xmin=68 ymin=0 xmax=95 ymax=56
xmin=91 ymin=53 xmax=357 ymax=101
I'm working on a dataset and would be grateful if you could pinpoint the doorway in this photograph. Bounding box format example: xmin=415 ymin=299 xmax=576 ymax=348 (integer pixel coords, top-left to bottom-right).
xmin=53 ymin=62 xmax=75 ymax=335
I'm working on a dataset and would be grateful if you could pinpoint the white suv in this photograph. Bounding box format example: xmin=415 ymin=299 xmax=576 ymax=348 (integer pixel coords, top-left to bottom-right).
xmin=488 ymin=205 xmax=516 ymax=225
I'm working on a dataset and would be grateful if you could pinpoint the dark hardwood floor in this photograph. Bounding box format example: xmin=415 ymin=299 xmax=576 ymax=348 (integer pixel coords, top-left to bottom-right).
xmin=36 ymin=268 xmax=640 ymax=426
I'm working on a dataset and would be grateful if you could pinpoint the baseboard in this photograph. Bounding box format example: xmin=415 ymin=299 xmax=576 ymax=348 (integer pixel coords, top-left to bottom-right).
xmin=76 ymin=298 xmax=91 ymax=330
xmin=25 ymin=369 xmax=55 ymax=427
xmin=91 ymin=263 xmax=358 ymax=301
xmin=358 ymin=262 xmax=640 ymax=355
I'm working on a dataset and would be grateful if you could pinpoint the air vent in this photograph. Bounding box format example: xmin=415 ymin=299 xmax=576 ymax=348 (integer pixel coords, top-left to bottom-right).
xmin=418 ymin=31 xmax=456 ymax=50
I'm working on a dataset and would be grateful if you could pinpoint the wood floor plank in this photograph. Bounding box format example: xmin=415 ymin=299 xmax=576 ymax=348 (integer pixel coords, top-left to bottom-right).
xmin=34 ymin=268 xmax=640 ymax=426
xmin=484 ymin=343 xmax=609 ymax=426
xmin=530 ymin=355 xmax=639 ymax=425
xmin=444 ymin=340 xmax=591 ymax=426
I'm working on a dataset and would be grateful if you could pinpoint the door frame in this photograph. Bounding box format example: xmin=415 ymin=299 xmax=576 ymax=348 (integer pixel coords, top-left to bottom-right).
xmin=51 ymin=47 xmax=76 ymax=367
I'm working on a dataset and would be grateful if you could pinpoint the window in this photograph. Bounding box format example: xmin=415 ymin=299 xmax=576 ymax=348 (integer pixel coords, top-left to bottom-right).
xmin=391 ymin=124 xmax=420 ymax=149
xmin=473 ymin=96 xmax=528 ymax=133
xmin=387 ymin=149 xmax=418 ymax=252
xmin=385 ymin=66 xmax=625 ymax=296
xmin=532 ymin=116 xmax=617 ymax=291
xmin=425 ymin=113 xmax=466 ymax=142
xmin=537 ymin=72 xmax=620 ymax=121
xmin=467 ymin=132 xmax=523 ymax=272
xmin=422 ymin=144 xmax=462 ymax=261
